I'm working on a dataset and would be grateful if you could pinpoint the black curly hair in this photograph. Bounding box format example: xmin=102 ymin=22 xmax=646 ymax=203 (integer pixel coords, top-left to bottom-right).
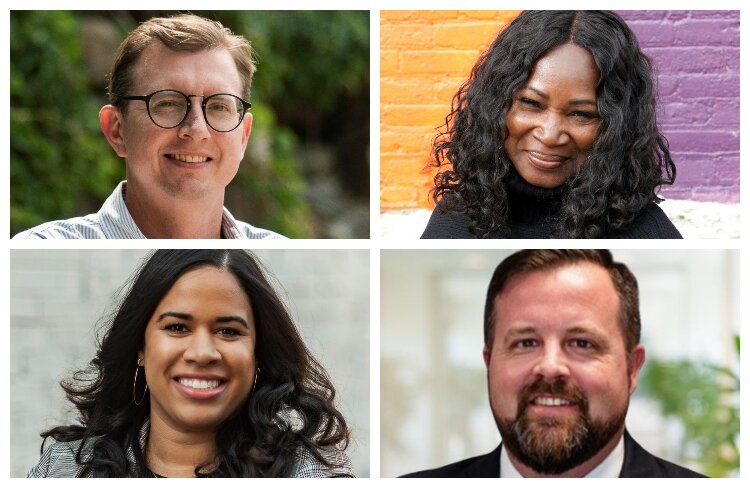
xmin=41 ymin=250 xmax=349 ymax=477
xmin=431 ymin=10 xmax=676 ymax=238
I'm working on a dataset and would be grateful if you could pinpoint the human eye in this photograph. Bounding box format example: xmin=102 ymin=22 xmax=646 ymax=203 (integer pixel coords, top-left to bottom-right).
xmin=569 ymin=338 xmax=596 ymax=350
xmin=518 ymin=97 xmax=543 ymax=109
xmin=216 ymin=327 xmax=242 ymax=338
xmin=208 ymin=102 xmax=230 ymax=112
xmin=511 ymin=338 xmax=539 ymax=350
xmin=569 ymin=110 xmax=599 ymax=122
xmin=207 ymin=96 xmax=238 ymax=114
xmin=164 ymin=323 xmax=188 ymax=333
xmin=151 ymin=94 xmax=186 ymax=112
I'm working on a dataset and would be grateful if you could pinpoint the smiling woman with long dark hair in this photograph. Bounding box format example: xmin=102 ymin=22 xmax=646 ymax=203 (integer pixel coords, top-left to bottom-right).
xmin=421 ymin=10 xmax=681 ymax=239
xmin=27 ymin=250 xmax=352 ymax=477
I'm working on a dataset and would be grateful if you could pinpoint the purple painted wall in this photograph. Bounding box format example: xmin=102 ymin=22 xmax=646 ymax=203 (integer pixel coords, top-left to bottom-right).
xmin=618 ymin=10 xmax=739 ymax=203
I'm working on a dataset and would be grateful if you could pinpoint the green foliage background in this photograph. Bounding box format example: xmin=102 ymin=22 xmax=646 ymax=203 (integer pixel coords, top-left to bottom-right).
xmin=10 ymin=11 xmax=369 ymax=238
xmin=640 ymin=335 xmax=740 ymax=477
xmin=11 ymin=11 xmax=122 ymax=233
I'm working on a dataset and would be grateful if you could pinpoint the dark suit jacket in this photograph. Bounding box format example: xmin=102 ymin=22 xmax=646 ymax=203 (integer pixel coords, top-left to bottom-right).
xmin=401 ymin=431 xmax=706 ymax=478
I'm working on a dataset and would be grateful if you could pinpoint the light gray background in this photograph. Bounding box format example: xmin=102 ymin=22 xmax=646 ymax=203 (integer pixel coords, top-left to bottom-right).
xmin=381 ymin=249 xmax=739 ymax=477
xmin=10 ymin=249 xmax=369 ymax=477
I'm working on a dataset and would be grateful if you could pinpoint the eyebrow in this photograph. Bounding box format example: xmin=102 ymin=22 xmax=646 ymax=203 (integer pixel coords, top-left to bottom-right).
xmin=566 ymin=326 xmax=607 ymax=341
xmin=525 ymin=86 xmax=597 ymax=106
xmin=157 ymin=311 xmax=249 ymax=328
xmin=502 ymin=326 xmax=537 ymax=343
xmin=502 ymin=325 xmax=607 ymax=342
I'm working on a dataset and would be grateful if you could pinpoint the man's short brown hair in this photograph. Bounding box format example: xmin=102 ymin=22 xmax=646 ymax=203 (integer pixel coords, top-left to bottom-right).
xmin=484 ymin=249 xmax=641 ymax=355
xmin=107 ymin=14 xmax=256 ymax=106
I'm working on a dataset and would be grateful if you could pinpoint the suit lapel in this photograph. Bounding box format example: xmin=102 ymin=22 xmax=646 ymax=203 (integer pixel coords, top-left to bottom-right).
xmin=620 ymin=430 xmax=658 ymax=477
xmin=467 ymin=444 xmax=502 ymax=477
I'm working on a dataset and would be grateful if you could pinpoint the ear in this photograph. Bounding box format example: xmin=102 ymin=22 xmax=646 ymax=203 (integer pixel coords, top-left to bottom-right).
xmin=240 ymin=112 xmax=253 ymax=151
xmin=99 ymin=105 xmax=128 ymax=158
xmin=482 ymin=345 xmax=491 ymax=368
xmin=627 ymin=344 xmax=646 ymax=395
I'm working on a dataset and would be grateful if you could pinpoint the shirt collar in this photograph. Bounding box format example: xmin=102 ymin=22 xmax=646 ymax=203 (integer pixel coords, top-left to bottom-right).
xmin=99 ymin=181 xmax=242 ymax=239
xmin=97 ymin=181 xmax=146 ymax=238
xmin=220 ymin=207 xmax=243 ymax=238
xmin=500 ymin=434 xmax=625 ymax=478
xmin=125 ymin=419 xmax=150 ymax=465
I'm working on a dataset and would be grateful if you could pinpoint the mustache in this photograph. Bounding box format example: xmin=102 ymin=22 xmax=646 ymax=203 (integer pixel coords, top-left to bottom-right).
xmin=517 ymin=378 xmax=589 ymax=412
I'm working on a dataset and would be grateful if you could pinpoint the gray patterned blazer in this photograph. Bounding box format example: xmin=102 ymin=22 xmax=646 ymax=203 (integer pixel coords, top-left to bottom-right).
xmin=27 ymin=421 xmax=353 ymax=478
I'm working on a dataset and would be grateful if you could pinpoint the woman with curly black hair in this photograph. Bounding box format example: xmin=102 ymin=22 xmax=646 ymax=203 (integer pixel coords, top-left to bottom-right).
xmin=28 ymin=250 xmax=352 ymax=477
xmin=421 ymin=11 xmax=682 ymax=239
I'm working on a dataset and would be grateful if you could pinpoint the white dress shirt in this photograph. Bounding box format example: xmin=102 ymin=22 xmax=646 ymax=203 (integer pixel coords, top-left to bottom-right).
xmin=13 ymin=181 xmax=285 ymax=239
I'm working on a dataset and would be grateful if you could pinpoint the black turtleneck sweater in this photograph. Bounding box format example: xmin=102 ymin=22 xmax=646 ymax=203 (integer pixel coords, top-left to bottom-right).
xmin=421 ymin=171 xmax=683 ymax=239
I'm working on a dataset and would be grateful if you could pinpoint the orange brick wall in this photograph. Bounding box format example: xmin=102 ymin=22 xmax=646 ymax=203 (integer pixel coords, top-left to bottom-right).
xmin=380 ymin=10 xmax=521 ymax=210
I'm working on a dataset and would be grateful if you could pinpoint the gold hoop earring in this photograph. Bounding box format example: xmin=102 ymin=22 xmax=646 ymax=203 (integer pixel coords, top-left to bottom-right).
xmin=133 ymin=359 xmax=148 ymax=406
xmin=251 ymin=367 xmax=260 ymax=395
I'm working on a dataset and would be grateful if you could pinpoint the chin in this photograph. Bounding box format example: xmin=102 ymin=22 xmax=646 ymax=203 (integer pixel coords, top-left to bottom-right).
xmin=174 ymin=409 xmax=232 ymax=432
xmin=512 ymin=159 xmax=578 ymax=189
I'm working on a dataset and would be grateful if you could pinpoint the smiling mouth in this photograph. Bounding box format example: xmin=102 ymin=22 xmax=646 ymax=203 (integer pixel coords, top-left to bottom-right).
xmin=525 ymin=151 xmax=569 ymax=170
xmin=178 ymin=378 xmax=224 ymax=390
xmin=532 ymin=395 xmax=575 ymax=407
xmin=167 ymin=154 xmax=211 ymax=163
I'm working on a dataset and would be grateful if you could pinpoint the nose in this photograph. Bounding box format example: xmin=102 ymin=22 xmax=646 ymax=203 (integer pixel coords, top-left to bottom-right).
xmin=531 ymin=343 xmax=570 ymax=380
xmin=183 ymin=329 xmax=221 ymax=365
xmin=178 ymin=96 xmax=210 ymax=139
xmin=532 ymin=111 xmax=571 ymax=147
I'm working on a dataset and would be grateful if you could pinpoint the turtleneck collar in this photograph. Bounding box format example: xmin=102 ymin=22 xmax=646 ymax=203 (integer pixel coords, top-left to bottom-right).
xmin=505 ymin=166 xmax=568 ymax=225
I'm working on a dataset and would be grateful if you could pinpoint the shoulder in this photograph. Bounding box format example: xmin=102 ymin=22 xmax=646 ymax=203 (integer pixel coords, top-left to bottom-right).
xmin=12 ymin=216 xmax=105 ymax=239
xmin=401 ymin=446 xmax=501 ymax=478
xmin=291 ymin=444 xmax=354 ymax=478
xmin=224 ymin=211 xmax=287 ymax=239
xmin=234 ymin=221 xmax=287 ymax=239
xmin=421 ymin=198 xmax=476 ymax=239
xmin=608 ymin=202 xmax=682 ymax=239
xmin=621 ymin=431 xmax=706 ymax=478
xmin=27 ymin=440 xmax=88 ymax=478
xmin=13 ymin=182 xmax=127 ymax=239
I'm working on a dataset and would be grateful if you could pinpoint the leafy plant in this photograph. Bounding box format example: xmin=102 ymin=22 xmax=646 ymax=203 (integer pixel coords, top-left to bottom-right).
xmin=10 ymin=11 xmax=122 ymax=235
xmin=639 ymin=336 xmax=739 ymax=477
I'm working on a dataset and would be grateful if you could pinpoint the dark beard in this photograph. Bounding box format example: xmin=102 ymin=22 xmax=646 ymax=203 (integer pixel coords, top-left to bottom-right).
xmin=495 ymin=378 xmax=626 ymax=475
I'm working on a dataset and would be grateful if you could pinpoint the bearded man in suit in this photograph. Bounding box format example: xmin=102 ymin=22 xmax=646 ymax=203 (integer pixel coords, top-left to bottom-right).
xmin=404 ymin=250 xmax=705 ymax=478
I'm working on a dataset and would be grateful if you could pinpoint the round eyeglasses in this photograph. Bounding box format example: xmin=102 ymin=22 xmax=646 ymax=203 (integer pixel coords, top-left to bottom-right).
xmin=120 ymin=89 xmax=252 ymax=132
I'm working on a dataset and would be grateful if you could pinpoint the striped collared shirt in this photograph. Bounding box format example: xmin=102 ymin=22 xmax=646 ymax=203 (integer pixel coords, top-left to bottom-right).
xmin=13 ymin=181 xmax=285 ymax=239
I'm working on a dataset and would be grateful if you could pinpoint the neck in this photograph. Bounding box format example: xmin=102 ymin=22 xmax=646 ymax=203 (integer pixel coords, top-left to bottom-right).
xmin=509 ymin=427 xmax=625 ymax=478
xmin=125 ymin=183 xmax=225 ymax=239
xmin=145 ymin=413 xmax=218 ymax=478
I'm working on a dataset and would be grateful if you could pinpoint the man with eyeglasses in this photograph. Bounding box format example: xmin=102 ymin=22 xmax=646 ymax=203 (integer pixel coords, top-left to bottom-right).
xmin=14 ymin=14 xmax=284 ymax=239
